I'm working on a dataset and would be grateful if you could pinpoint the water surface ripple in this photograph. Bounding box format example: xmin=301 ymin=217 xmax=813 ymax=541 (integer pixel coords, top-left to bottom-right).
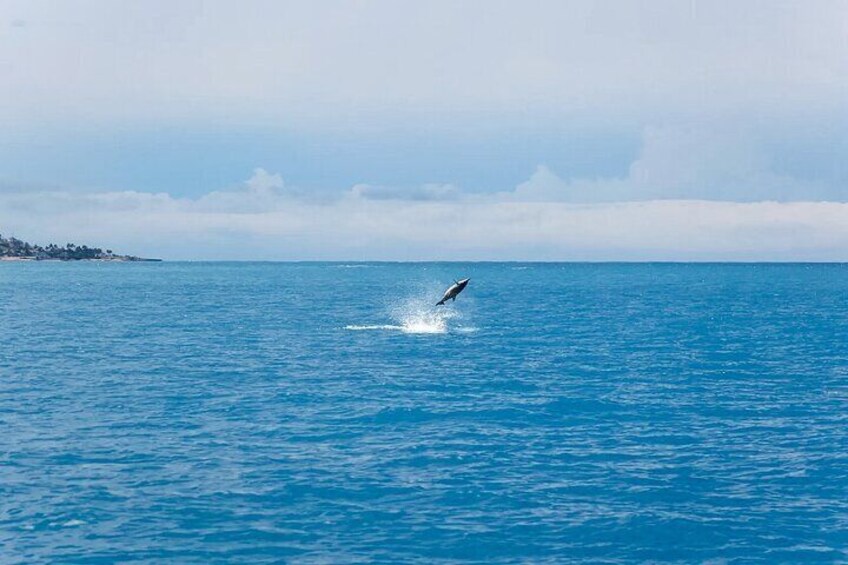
xmin=1 ymin=263 xmax=847 ymax=563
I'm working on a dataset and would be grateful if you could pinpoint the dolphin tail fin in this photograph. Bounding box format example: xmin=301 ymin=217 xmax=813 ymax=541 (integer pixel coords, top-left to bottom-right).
xmin=436 ymin=299 xmax=446 ymax=306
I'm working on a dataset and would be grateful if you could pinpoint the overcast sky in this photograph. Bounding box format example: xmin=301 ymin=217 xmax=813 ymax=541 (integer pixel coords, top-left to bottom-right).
xmin=1 ymin=0 xmax=847 ymax=259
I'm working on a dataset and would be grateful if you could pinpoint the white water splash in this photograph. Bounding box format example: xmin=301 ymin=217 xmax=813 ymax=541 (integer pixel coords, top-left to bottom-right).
xmin=345 ymin=292 xmax=475 ymax=335
xmin=391 ymin=295 xmax=457 ymax=333
xmin=344 ymin=311 xmax=448 ymax=334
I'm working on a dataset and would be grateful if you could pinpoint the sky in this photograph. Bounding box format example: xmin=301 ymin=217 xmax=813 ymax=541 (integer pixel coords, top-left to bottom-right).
xmin=1 ymin=0 xmax=847 ymax=260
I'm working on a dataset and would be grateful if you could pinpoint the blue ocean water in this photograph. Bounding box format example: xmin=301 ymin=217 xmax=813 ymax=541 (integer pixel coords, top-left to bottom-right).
xmin=1 ymin=262 xmax=847 ymax=563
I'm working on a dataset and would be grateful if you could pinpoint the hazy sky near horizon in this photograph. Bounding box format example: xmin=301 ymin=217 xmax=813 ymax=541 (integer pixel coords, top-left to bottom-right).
xmin=1 ymin=0 xmax=847 ymax=259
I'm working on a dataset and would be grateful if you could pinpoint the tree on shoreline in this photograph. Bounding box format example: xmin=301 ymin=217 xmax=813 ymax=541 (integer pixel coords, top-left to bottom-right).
xmin=0 ymin=233 xmax=151 ymax=261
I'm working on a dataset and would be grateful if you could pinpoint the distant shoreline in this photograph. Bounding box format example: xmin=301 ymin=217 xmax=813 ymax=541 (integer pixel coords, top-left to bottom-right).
xmin=0 ymin=256 xmax=161 ymax=262
xmin=1 ymin=233 xmax=160 ymax=262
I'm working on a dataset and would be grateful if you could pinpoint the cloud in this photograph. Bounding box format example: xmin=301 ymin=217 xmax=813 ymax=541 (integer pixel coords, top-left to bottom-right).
xmin=348 ymin=183 xmax=460 ymax=201
xmin=244 ymin=168 xmax=284 ymax=195
xmin=2 ymin=3 xmax=845 ymax=260
xmin=2 ymin=167 xmax=848 ymax=260
xmin=194 ymin=168 xmax=291 ymax=213
xmin=2 ymin=1 xmax=845 ymax=209
xmin=511 ymin=126 xmax=828 ymax=202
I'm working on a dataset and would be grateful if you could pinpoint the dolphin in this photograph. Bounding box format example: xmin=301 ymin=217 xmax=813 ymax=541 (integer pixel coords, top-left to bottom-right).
xmin=436 ymin=278 xmax=470 ymax=306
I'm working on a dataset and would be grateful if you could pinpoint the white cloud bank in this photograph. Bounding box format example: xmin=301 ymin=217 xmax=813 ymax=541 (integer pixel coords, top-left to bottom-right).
xmin=510 ymin=126 xmax=838 ymax=202
xmin=2 ymin=167 xmax=847 ymax=261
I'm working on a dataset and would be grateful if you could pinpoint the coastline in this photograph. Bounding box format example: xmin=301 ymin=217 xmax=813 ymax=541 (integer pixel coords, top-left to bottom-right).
xmin=0 ymin=256 xmax=161 ymax=262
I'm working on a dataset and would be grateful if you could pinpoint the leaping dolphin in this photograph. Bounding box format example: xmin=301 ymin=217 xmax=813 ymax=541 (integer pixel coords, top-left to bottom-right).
xmin=436 ymin=278 xmax=470 ymax=306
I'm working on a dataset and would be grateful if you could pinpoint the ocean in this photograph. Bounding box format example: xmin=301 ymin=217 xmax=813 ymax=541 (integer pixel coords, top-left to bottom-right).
xmin=1 ymin=262 xmax=847 ymax=563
